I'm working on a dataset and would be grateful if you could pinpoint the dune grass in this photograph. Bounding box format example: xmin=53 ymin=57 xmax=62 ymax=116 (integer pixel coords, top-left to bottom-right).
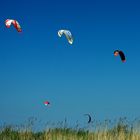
xmin=0 ymin=117 xmax=140 ymax=140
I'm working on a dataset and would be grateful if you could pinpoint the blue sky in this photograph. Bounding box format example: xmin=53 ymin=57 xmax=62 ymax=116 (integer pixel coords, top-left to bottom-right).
xmin=0 ymin=0 xmax=140 ymax=126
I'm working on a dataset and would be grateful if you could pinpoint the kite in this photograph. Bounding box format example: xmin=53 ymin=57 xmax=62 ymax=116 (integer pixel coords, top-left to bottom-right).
xmin=44 ymin=101 xmax=50 ymax=106
xmin=84 ymin=114 xmax=92 ymax=123
xmin=114 ymin=50 xmax=126 ymax=62
xmin=5 ymin=19 xmax=22 ymax=32
xmin=58 ymin=29 xmax=73 ymax=44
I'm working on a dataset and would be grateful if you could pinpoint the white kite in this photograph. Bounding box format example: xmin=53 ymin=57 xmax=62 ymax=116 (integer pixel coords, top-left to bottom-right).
xmin=58 ymin=29 xmax=73 ymax=44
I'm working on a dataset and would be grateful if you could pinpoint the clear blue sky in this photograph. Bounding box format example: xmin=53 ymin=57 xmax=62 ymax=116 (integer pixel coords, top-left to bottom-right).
xmin=0 ymin=0 xmax=140 ymax=125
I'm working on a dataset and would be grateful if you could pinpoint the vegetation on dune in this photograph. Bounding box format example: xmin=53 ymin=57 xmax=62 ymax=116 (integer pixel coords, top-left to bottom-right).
xmin=0 ymin=117 xmax=140 ymax=140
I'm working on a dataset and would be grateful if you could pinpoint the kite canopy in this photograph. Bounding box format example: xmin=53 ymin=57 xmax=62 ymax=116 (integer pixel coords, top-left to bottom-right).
xmin=114 ymin=50 xmax=126 ymax=62
xmin=5 ymin=19 xmax=22 ymax=32
xmin=44 ymin=101 xmax=50 ymax=106
xmin=84 ymin=114 xmax=92 ymax=123
xmin=58 ymin=29 xmax=73 ymax=44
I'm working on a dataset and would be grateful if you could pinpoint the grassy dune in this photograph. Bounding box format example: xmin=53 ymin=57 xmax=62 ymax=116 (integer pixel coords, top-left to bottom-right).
xmin=0 ymin=118 xmax=140 ymax=140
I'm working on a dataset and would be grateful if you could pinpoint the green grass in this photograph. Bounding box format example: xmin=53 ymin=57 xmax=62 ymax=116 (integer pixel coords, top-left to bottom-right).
xmin=0 ymin=117 xmax=140 ymax=140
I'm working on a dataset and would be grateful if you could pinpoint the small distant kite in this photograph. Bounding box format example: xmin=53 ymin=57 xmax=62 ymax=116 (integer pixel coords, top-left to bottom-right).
xmin=114 ymin=50 xmax=126 ymax=62
xmin=84 ymin=114 xmax=92 ymax=123
xmin=5 ymin=19 xmax=22 ymax=32
xmin=44 ymin=101 xmax=50 ymax=106
xmin=58 ymin=29 xmax=73 ymax=44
